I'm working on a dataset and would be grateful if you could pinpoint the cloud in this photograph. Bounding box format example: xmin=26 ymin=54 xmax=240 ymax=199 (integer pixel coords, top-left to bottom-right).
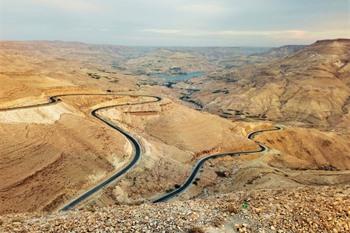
xmin=141 ymin=28 xmax=308 ymax=37
xmin=140 ymin=28 xmax=350 ymax=41
xmin=178 ymin=3 xmax=226 ymax=14
xmin=214 ymin=30 xmax=307 ymax=38
xmin=142 ymin=29 xmax=181 ymax=34
xmin=31 ymin=0 xmax=101 ymax=12
xmin=1 ymin=0 xmax=349 ymax=46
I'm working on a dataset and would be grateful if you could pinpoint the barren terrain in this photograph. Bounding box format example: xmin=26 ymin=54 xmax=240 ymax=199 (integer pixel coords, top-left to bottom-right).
xmin=1 ymin=186 xmax=349 ymax=233
xmin=0 ymin=40 xmax=349 ymax=232
xmin=175 ymin=39 xmax=350 ymax=130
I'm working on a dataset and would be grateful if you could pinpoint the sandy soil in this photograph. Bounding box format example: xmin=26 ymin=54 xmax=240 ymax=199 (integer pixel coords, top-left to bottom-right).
xmin=0 ymin=112 xmax=130 ymax=214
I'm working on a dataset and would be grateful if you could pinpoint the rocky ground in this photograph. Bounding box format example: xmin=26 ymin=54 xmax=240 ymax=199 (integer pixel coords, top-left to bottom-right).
xmin=1 ymin=186 xmax=349 ymax=233
xmin=174 ymin=39 xmax=350 ymax=132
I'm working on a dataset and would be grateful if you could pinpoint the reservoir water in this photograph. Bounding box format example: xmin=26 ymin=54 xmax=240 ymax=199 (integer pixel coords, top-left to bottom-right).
xmin=153 ymin=71 xmax=204 ymax=82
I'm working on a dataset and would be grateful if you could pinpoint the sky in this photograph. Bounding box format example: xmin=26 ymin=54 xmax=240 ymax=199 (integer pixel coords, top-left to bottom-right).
xmin=0 ymin=0 xmax=349 ymax=47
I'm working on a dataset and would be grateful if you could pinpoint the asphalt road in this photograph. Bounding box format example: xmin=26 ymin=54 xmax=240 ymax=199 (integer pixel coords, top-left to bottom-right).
xmin=153 ymin=126 xmax=282 ymax=203
xmin=0 ymin=93 xmax=162 ymax=211
xmin=0 ymin=93 xmax=282 ymax=208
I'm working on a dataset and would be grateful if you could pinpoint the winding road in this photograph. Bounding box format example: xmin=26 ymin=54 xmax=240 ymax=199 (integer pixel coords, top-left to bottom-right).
xmin=153 ymin=126 xmax=282 ymax=203
xmin=0 ymin=93 xmax=162 ymax=211
xmin=0 ymin=92 xmax=282 ymax=210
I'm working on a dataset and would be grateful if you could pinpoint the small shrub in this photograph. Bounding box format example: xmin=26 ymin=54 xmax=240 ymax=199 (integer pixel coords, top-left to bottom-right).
xmin=226 ymin=203 xmax=239 ymax=214
xmin=188 ymin=226 xmax=205 ymax=233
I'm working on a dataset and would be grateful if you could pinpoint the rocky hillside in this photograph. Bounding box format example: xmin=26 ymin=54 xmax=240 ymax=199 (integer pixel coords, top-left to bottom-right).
xmin=1 ymin=40 xmax=349 ymax=233
xmin=0 ymin=186 xmax=349 ymax=233
xmin=179 ymin=39 xmax=350 ymax=130
xmin=123 ymin=49 xmax=215 ymax=75
xmin=254 ymin=45 xmax=305 ymax=58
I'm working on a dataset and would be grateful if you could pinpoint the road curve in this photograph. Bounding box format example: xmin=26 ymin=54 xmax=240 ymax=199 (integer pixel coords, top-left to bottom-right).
xmin=0 ymin=93 xmax=162 ymax=211
xmin=1 ymin=94 xmax=282 ymax=207
xmin=153 ymin=126 xmax=282 ymax=203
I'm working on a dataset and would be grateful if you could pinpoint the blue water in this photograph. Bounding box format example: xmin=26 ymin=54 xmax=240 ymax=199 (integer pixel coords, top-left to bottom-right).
xmin=153 ymin=71 xmax=204 ymax=82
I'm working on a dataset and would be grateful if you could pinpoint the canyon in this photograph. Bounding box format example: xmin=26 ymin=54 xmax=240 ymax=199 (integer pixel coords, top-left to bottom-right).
xmin=0 ymin=39 xmax=349 ymax=232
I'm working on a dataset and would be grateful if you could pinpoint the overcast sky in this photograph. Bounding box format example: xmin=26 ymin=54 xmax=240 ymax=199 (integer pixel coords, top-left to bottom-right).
xmin=0 ymin=0 xmax=349 ymax=46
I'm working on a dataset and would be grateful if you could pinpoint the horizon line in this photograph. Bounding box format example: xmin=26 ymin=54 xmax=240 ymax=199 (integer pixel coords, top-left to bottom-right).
xmin=0 ymin=39 xmax=317 ymax=48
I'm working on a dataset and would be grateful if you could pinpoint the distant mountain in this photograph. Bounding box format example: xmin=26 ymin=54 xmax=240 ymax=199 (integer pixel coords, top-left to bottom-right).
xmin=178 ymin=39 xmax=350 ymax=130
xmin=253 ymin=45 xmax=305 ymax=58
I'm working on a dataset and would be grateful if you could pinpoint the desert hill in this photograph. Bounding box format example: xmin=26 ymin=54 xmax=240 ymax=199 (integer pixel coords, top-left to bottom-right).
xmin=123 ymin=49 xmax=215 ymax=75
xmin=178 ymin=39 xmax=350 ymax=130
xmin=0 ymin=41 xmax=259 ymax=214
xmin=254 ymin=45 xmax=305 ymax=58
xmin=0 ymin=40 xmax=349 ymax=232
